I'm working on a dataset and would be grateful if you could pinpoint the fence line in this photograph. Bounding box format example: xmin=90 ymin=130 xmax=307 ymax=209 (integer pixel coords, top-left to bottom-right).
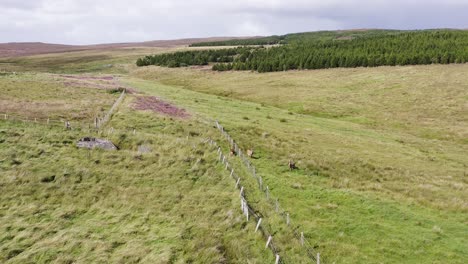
xmin=1 ymin=89 xmax=126 ymax=131
xmin=0 ymin=112 xmax=96 ymax=130
xmin=0 ymin=113 xmax=150 ymax=142
xmin=205 ymin=138 xmax=285 ymax=263
xmin=214 ymin=120 xmax=323 ymax=263
xmin=96 ymin=89 xmax=126 ymax=128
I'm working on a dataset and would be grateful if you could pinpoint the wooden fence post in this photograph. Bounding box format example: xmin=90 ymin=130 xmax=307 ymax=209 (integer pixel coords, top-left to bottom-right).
xmin=317 ymin=253 xmax=320 ymax=264
xmin=4 ymin=114 xmax=6 ymax=120
xmin=239 ymin=186 xmax=244 ymax=197
xmin=275 ymin=254 xmax=280 ymax=264
xmin=266 ymin=186 xmax=269 ymax=199
xmin=244 ymin=202 xmax=249 ymax=221
xmin=300 ymin=232 xmax=305 ymax=246
xmin=47 ymin=118 xmax=50 ymax=124
xmin=255 ymin=218 xmax=262 ymax=232
xmin=286 ymin=213 xmax=290 ymax=226
xmin=265 ymin=235 xmax=272 ymax=249
xmin=235 ymin=178 xmax=240 ymax=188
xmin=230 ymin=168 xmax=234 ymax=178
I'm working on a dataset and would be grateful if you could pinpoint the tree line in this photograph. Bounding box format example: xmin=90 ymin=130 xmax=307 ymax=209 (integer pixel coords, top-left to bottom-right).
xmin=190 ymin=29 xmax=403 ymax=46
xmin=136 ymin=47 xmax=258 ymax=67
xmin=189 ymin=36 xmax=284 ymax=47
xmin=137 ymin=30 xmax=468 ymax=72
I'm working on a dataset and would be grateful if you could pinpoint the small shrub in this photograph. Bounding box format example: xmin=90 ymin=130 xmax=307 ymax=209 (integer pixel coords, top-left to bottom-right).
xmin=189 ymin=131 xmax=199 ymax=137
xmin=7 ymin=248 xmax=24 ymax=259
xmin=41 ymin=175 xmax=55 ymax=183
xmin=279 ymin=118 xmax=287 ymax=123
xmin=108 ymin=87 xmax=125 ymax=94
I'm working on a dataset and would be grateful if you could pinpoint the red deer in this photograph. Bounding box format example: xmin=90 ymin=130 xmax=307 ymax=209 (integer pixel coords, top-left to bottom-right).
xmin=230 ymin=147 xmax=236 ymax=156
xmin=288 ymin=160 xmax=296 ymax=170
xmin=247 ymin=149 xmax=254 ymax=158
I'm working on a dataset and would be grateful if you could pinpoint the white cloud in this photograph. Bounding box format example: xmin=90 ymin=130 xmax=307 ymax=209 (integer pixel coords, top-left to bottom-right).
xmin=0 ymin=0 xmax=466 ymax=44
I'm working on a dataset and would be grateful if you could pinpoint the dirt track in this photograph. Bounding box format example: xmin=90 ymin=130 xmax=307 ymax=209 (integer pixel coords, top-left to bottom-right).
xmin=132 ymin=96 xmax=190 ymax=118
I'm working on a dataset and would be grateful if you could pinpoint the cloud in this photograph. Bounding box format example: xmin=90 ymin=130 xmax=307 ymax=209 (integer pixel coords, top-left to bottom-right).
xmin=0 ymin=0 xmax=467 ymax=44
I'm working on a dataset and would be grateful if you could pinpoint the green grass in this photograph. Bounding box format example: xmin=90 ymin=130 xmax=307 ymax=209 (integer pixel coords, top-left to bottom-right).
xmin=0 ymin=96 xmax=274 ymax=263
xmin=0 ymin=48 xmax=467 ymax=263
xmin=0 ymin=72 xmax=118 ymax=123
xmin=0 ymin=46 xmax=229 ymax=74
xmin=132 ymin=64 xmax=468 ymax=144
xmin=121 ymin=75 xmax=467 ymax=263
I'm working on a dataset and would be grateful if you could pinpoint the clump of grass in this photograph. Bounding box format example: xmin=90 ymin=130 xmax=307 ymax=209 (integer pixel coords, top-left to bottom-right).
xmin=40 ymin=175 xmax=55 ymax=183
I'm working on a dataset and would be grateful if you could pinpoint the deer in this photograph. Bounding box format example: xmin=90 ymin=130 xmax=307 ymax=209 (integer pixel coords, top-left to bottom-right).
xmin=247 ymin=149 xmax=254 ymax=158
xmin=288 ymin=160 xmax=297 ymax=170
xmin=230 ymin=147 xmax=236 ymax=156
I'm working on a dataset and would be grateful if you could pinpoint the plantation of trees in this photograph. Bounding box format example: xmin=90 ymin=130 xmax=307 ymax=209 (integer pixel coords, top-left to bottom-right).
xmin=137 ymin=30 xmax=468 ymax=72
xmin=189 ymin=36 xmax=284 ymax=47
xmin=136 ymin=47 xmax=258 ymax=67
xmin=190 ymin=29 xmax=403 ymax=46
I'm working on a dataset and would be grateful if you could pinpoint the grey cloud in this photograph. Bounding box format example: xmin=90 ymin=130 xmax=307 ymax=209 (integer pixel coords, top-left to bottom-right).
xmin=0 ymin=0 xmax=466 ymax=44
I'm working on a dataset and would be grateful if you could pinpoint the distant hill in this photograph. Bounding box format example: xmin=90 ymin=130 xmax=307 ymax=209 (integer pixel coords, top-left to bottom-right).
xmin=0 ymin=37 xmax=259 ymax=58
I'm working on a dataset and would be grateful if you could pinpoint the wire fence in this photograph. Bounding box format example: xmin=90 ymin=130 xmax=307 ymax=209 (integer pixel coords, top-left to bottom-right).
xmin=1 ymin=88 xmax=322 ymax=263
xmin=204 ymin=138 xmax=284 ymax=264
xmin=0 ymin=112 xmax=95 ymax=130
xmin=96 ymin=89 xmax=126 ymax=128
xmin=213 ymin=120 xmax=323 ymax=264
xmin=0 ymin=89 xmax=126 ymax=132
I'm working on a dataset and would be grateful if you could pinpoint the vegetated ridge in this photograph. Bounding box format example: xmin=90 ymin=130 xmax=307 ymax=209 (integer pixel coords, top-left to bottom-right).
xmin=137 ymin=29 xmax=468 ymax=72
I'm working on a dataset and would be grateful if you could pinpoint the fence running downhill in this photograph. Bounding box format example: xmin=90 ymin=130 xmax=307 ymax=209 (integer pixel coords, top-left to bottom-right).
xmin=213 ymin=120 xmax=323 ymax=264
xmin=1 ymin=86 xmax=322 ymax=263
xmin=205 ymin=138 xmax=284 ymax=264
xmin=96 ymin=89 xmax=126 ymax=129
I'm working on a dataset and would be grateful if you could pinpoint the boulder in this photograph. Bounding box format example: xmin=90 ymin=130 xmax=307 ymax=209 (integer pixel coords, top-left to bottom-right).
xmin=77 ymin=137 xmax=117 ymax=150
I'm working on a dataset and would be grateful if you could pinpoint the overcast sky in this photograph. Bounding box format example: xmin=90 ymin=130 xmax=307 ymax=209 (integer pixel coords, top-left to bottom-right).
xmin=1 ymin=0 xmax=467 ymax=45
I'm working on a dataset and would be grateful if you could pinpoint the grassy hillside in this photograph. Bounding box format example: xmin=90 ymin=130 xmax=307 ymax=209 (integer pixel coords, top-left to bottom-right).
xmin=0 ymin=79 xmax=275 ymax=263
xmin=0 ymin=46 xmax=227 ymax=74
xmin=121 ymin=75 xmax=467 ymax=263
xmin=1 ymin=46 xmax=467 ymax=263
xmin=0 ymin=72 xmax=118 ymax=122
xmin=132 ymin=64 xmax=468 ymax=144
